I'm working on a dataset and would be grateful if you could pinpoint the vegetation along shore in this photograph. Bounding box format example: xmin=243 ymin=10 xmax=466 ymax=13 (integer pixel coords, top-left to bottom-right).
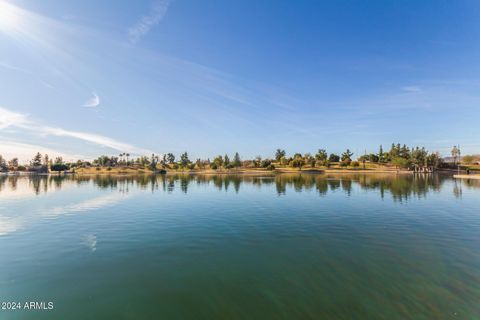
xmin=1 ymin=144 xmax=479 ymax=175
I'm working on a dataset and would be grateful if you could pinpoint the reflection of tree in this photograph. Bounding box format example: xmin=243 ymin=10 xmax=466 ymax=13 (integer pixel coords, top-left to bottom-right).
xmin=8 ymin=176 xmax=18 ymax=191
xmin=341 ymin=179 xmax=352 ymax=195
xmin=0 ymin=173 xmax=475 ymax=201
xmin=0 ymin=175 xmax=6 ymax=192
xmin=453 ymin=180 xmax=462 ymax=199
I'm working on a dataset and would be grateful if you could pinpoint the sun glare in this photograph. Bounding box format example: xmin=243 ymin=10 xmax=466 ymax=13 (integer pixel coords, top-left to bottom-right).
xmin=0 ymin=0 xmax=21 ymax=31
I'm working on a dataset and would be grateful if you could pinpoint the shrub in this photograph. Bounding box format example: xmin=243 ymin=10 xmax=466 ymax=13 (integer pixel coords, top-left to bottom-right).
xmin=391 ymin=157 xmax=409 ymax=169
xmin=107 ymin=167 xmax=112 ymax=171
xmin=50 ymin=163 xmax=69 ymax=172
xmin=266 ymin=164 xmax=275 ymax=171
xmin=96 ymin=167 xmax=101 ymax=171
xmin=329 ymin=154 xmax=340 ymax=162
xmin=261 ymin=159 xmax=272 ymax=168
xmin=340 ymin=159 xmax=351 ymax=167
xmin=210 ymin=163 xmax=218 ymax=170
xmin=351 ymin=161 xmax=360 ymax=168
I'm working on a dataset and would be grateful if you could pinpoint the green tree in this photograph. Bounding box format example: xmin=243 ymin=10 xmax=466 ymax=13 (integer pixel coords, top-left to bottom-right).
xmin=0 ymin=155 xmax=8 ymax=172
xmin=329 ymin=153 xmax=340 ymax=162
xmin=275 ymin=149 xmax=286 ymax=161
xmin=378 ymin=145 xmax=385 ymax=163
xmin=166 ymin=153 xmax=175 ymax=164
xmin=149 ymin=154 xmax=159 ymax=171
xmin=180 ymin=152 xmax=190 ymax=167
xmin=32 ymin=152 xmax=42 ymax=166
xmin=411 ymin=147 xmax=427 ymax=167
xmin=261 ymin=159 xmax=272 ymax=168
xmin=341 ymin=149 xmax=353 ymax=166
xmin=391 ymin=157 xmax=409 ymax=169
xmin=315 ymin=149 xmax=328 ymax=161
xmin=51 ymin=157 xmax=68 ymax=172
xmin=233 ymin=152 xmax=241 ymax=167
xmin=291 ymin=154 xmax=305 ymax=170
xmin=213 ymin=155 xmax=224 ymax=168
xmin=304 ymin=153 xmax=315 ymax=167
xmin=252 ymin=156 xmax=261 ymax=168
xmin=8 ymin=158 xmax=18 ymax=169
xmin=426 ymin=152 xmax=442 ymax=168
xmin=224 ymin=154 xmax=230 ymax=167
xmin=43 ymin=154 xmax=50 ymax=166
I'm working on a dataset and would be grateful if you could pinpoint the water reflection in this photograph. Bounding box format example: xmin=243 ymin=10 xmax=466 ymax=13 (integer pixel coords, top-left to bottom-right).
xmin=0 ymin=173 xmax=478 ymax=200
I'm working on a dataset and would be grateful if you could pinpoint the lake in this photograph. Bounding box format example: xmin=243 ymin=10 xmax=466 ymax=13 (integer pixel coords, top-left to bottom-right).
xmin=0 ymin=173 xmax=479 ymax=319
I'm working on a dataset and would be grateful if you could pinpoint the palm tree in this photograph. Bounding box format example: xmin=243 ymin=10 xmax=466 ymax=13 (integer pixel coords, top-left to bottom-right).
xmin=126 ymin=153 xmax=130 ymax=166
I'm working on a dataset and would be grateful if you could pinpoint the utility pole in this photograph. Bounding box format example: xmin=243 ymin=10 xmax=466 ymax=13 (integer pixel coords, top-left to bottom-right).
xmin=458 ymin=144 xmax=461 ymax=175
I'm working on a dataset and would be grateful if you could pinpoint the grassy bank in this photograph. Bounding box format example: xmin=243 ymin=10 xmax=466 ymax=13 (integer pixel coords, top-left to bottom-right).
xmin=71 ymin=163 xmax=412 ymax=175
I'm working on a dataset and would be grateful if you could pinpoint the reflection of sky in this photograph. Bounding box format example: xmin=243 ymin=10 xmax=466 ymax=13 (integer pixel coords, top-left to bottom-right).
xmin=0 ymin=179 xmax=129 ymax=236
xmin=0 ymin=177 xmax=79 ymax=201
xmin=82 ymin=234 xmax=97 ymax=252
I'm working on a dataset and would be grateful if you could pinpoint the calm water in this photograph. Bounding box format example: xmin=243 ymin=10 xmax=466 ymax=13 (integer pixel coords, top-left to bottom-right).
xmin=0 ymin=173 xmax=479 ymax=319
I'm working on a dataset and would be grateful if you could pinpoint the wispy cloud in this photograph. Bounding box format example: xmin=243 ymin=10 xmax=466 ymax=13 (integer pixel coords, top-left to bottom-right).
xmin=41 ymin=126 xmax=152 ymax=154
xmin=0 ymin=60 xmax=54 ymax=89
xmin=127 ymin=0 xmax=171 ymax=43
xmin=402 ymin=86 xmax=422 ymax=93
xmin=0 ymin=107 xmax=153 ymax=157
xmin=82 ymin=92 xmax=100 ymax=107
xmin=0 ymin=141 xmax=83 ymax=162
xmin=0 ymin=107 xmax=28 ymax=129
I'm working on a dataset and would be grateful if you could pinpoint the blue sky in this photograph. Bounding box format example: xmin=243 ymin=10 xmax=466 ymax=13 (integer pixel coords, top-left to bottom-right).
xmin=1 ymin=0 xmax=479 ymax=161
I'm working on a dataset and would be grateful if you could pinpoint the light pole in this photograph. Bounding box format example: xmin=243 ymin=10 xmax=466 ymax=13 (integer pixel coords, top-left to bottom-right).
xmin=457 ymin=144 xmax=461 ymax=175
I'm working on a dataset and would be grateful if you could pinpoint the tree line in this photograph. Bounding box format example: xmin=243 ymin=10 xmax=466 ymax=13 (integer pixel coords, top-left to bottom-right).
xmin=0 ymin=144 xmax=475 ymax=173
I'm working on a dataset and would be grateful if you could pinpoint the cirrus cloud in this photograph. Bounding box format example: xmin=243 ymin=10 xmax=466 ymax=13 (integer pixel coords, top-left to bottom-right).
xmin=0 ymin=106 xmax=154 ymax=159
xmin=127 ymin=0 xmax=171 ymax=43
xmin=82 ymin=92 xmax=100 ymax=107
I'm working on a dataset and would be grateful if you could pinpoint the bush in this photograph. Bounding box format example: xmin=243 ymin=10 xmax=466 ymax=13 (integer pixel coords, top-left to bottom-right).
xmin=210 ymin=163 xmax=218 ymax=170
xmin=51 ymin=163 xmax=69 ymax=172
xmin=107 ymin=167 xmax=112 ymax=171
xmin=329 ymin=154 xmax=340 ymax=162
xmin=340 ymin=159 xmax=351 ymax=167
xmin=261 ymin=159 xmax=272 ymax=168
xmin=96 ymin=167 xmax=101 ymax=171
xmin=391 ymin=157 xmax=410 ymax=169
xmin=266 ymin=164 xmax=275 ymax=171
xmin=351 ymin=161 xmax=360 ymax=168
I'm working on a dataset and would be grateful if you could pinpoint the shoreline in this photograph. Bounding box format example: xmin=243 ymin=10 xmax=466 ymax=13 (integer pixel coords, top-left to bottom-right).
xmin=1 ymin=168 xmax=456 ymax=177
xmin=454 ymin=174 xmax=480 ymax=180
